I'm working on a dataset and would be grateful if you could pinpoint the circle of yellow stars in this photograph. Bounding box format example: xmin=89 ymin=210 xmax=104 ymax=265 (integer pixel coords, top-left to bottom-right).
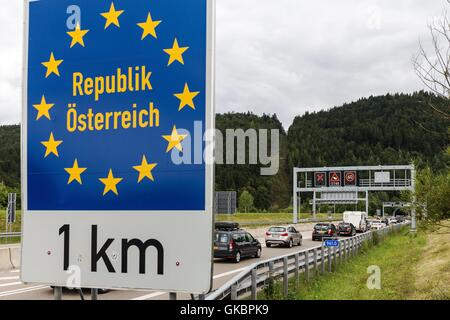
xmin=35 ymin=2 xmax=202 ymax=197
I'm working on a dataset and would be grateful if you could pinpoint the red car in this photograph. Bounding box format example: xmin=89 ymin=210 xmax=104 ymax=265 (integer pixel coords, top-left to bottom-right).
xmin=337 ymin=222 xmax=356 ymax=237
xmin=312 ymin=223 xmax=338 ymax=241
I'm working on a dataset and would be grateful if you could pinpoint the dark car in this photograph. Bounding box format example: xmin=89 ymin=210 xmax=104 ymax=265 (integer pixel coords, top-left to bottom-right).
xmin=312 ymin=223 xmax=337 ymax=241
xmin=214 ymin=222 xmax=262 ymax=263
xmin=337 ymin=222 xmax=356 ymax=237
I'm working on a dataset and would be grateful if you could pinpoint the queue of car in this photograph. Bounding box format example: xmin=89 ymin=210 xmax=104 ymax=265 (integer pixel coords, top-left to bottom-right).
xmin=213 ymin=215 xmax=406 ymax=263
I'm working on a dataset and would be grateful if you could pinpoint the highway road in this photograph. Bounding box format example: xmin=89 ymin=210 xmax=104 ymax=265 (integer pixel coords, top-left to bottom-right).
xmin=0 ymin=225 xmax=329 ymax=300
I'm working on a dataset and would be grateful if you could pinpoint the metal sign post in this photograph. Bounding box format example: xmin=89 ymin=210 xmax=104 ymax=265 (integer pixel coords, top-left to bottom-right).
xmin=411 ymin=165 xmax=417 ymax=232
xmin=6 ymin=193 xmax=16 ymax=234
xmin=22 ymin=0 xmax=215 ymax=296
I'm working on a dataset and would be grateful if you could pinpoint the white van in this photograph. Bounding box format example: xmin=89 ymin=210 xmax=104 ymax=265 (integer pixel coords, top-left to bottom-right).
xmin=343 ymin=211 xmax=368 ymax=233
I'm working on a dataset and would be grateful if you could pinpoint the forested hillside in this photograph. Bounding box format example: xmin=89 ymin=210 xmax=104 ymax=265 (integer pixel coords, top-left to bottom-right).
xmin=288 ymin=92 xmax=449 ymax=170
xmin=215 ymin=112 xmax=291 ymax=210
xmin=0 ymin=125 xmax=20 ymax=188
xmin=0 ymin=92 xmax=449 ymax=210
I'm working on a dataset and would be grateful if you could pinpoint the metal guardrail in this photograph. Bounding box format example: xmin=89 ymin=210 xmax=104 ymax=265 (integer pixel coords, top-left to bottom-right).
xmin=206 ymin=222 xmax=409 ymax=300
xmin=359 ymin=179 xmax=411 ymax=188
xmin=0 ymin=232 xmax=21 ymax=239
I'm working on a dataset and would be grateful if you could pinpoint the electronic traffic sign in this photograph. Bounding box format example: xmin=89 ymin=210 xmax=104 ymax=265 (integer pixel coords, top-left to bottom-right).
xmin=329 ymin=171 xmax=341 ymax=186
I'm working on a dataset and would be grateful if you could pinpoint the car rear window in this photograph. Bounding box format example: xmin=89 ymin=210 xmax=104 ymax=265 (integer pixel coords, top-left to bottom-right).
xmin=314 ymin=224 xmax=329 ymax=231
xmin=269 ymin=227 xmax=286 ymax=233
xmin=215 ymin=233 xmax=229 ymax=243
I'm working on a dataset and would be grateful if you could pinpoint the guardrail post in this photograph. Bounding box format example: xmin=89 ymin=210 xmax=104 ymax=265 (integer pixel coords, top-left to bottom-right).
xmin=304 ymin=251 xmax=310 ymax=282
xmin=283 ymin=257 xmax=289 ymax=298
xmin=91 ymin=288 xmax=98 ymax=301
xmin=349 ymin=238 xmax=353 ymax=258
xmin=231 ymin=285 xmax=237 ymax=300
xmin=353 ymin=238 xmax=357 ymax=256
xmin=339 ymin=241 xmax=343 ymax=265
xmin=54 ymin=286 xmax=63 ymax=300
xmin=333 ymin=246 xmax=337 ymax=270
xmin=294 ymin=253 xmax=300 ymax=286
xmin=327 ymin=247 xmax=332 ymax=272
xmin=269 ymin=260 xmax=274 ymax=279
xmin=343 ymin=240 xmax=347 ymax=261
xmin=313 ymin=248 xmax=318 ymax=272
xmin=268 ymin=260 xmax=275 ymax=292
xmin=321 ymin=246 xmax=325 ymax=275
xmin=169 ymin=292 xmax=177 ymax=300
xmin=251 ymin=268 xmax=257 ymax=300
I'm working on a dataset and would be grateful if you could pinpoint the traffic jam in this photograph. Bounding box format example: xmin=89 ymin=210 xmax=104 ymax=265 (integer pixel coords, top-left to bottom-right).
xmin=213 ymin=211 xmax=409 ymax=263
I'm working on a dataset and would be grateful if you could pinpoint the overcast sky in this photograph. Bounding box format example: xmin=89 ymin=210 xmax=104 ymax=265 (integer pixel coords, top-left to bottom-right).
xmin=0 ymin=0 xmax=445 ymax=128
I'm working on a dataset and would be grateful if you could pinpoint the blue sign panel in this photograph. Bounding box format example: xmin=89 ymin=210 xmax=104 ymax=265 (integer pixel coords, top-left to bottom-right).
xmin=26 ymin=0 xmax=208 ymax=211
xmin=324 ymin=239 xmax=339 ymax=247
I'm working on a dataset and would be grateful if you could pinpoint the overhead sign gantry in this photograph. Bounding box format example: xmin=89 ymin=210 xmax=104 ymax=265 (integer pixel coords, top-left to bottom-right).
xmin=293 ymin=165 xmax=416 ymax=229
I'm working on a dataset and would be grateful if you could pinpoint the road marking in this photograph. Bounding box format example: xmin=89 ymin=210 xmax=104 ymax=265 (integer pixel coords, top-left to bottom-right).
xmin=131 ymin=264 xmax=263 ymax=300
xmin=9 ymin=270 xmax=20 ymax=273
xmin=213 ymin=266 xmax=248 ymax=280
xmin=0 ymin=276 xmax=19 ymax=281
xmin=131 ymin=291 xmax=166 ymax=300
xmin=0 ymin=282 xmax=21 ymax=288
xmin=0 ymin=285 xmax=48 ymax=298
xmin=130 ymin=241 xmax=317 ymax=300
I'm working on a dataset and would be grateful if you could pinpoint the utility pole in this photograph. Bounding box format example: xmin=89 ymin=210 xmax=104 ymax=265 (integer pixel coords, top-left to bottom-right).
xmin=410 ymin=164 xmax=417 ymax=232
xmin=293 ymin=169 xmax=298 ymax=224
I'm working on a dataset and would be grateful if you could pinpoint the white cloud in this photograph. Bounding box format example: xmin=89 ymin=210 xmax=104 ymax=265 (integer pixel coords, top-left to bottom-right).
xmin=0 ymin=1 xmax=23 ymax=125
xmin=0 ymin=0 xmax=446 ymax=127
xmin=216 ymin=0 xmax=445 ymax=127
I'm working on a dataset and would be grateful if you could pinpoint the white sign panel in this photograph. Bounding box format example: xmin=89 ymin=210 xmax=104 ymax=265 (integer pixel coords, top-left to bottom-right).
xmin=374 ymin=172 xmax=390 ymax=184
xmin=21 ymin=0 xmax=214 ymax=293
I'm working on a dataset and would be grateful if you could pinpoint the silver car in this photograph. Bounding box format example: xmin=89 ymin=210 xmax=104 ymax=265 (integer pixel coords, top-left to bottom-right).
xmin=265 ymin=226 xmax=303 ymax=248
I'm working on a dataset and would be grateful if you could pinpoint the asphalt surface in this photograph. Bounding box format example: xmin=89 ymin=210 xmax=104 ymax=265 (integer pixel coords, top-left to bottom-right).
xmin=0 ymin=228 xmax=325 ymax=300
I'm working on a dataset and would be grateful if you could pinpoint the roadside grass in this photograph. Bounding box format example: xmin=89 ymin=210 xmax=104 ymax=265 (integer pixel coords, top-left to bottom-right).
xmin=412 ymin=221 xmax=450 ymax=300
xmin=0 ymin=210 xmax=22 ymax=245
xmin=215 ymin=212 xmax=342 ymax=226
xmin=259 ymin=226 xmax=431 ymax=300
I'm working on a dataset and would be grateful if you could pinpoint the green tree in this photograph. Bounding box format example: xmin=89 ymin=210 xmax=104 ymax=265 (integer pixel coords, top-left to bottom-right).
xmin=415 ymin=167 xmax=450 ymax=230
xmin=239 ymin=190 xmax=254 ymax=213
xmin=0 ymin=182 xmax=8 ymax=209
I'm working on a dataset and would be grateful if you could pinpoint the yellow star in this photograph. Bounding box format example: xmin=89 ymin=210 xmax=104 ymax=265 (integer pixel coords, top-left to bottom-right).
xmin=137 ymin=12 xmax=162 ymax=40
xmin=174 ymin=83 xmax=200 ymax=111
xmin=67 ymin=23 xmax=89 ymax=48
xmin=163 ymin=38 xmax=189 ymax=66
xmin=133 ymin=155 xmax=157 ymax=183
xmin=33 ymin=95 xmax=54 ymax=120
xmin=101 ymin=3 xmax=124 ymax=29
xmin=41 ymin=132 xmax=63 ymax=158
xmin=99 ymin=169 xmax=123 ymax=196
xmin=64 ymin=159 xmax=87 ymax=185
xmin=163 ymin=126 xmax=188 ymax=152
xmin=42 ymin=52 xmax=63 ymax=78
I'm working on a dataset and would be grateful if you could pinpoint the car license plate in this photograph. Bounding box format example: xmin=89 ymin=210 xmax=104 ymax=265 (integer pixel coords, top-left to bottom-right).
xmin=214 ymin=246 xmax=218 ymax=250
